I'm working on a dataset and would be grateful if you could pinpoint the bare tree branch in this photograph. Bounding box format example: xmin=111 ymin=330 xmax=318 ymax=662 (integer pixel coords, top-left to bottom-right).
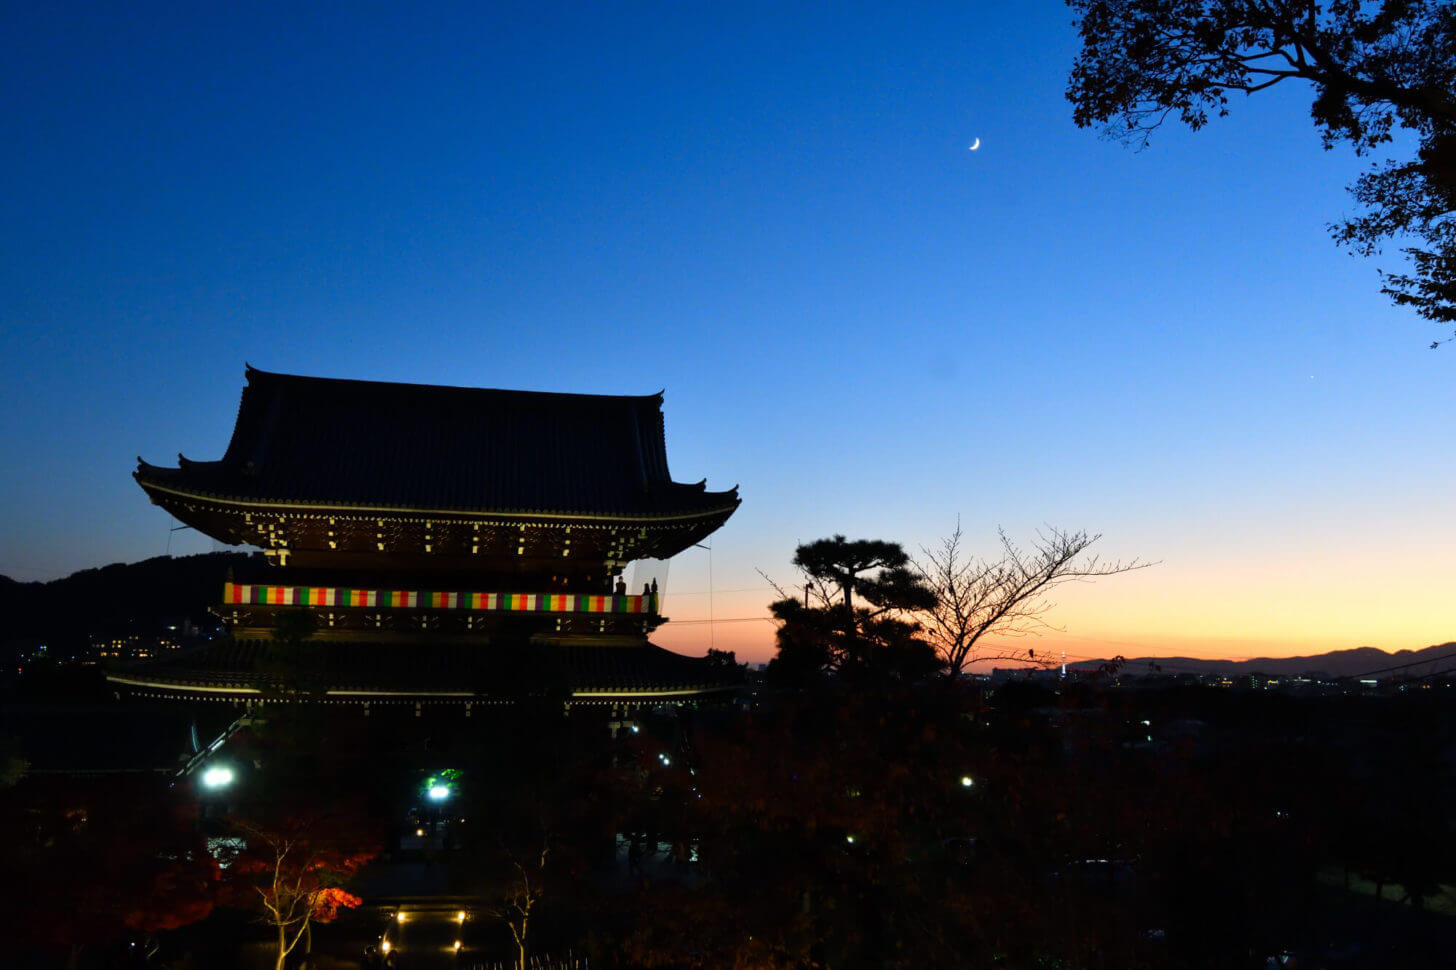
xmin=915 ymin=524 xmax=1152 ymax=679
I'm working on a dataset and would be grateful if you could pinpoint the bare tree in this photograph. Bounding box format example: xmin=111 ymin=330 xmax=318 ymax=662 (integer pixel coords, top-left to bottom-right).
xmin=915 ymin=524 xmax=1150 ymax=679
xmin=488 ymin=837 xmax=550 ymax=970
xmin=225 ymin=816 xmax=369 ymax=970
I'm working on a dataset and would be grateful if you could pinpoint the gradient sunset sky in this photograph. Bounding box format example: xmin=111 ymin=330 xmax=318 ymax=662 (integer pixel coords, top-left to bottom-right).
xmin=3 ymin=2 xmax=1452 ymax=665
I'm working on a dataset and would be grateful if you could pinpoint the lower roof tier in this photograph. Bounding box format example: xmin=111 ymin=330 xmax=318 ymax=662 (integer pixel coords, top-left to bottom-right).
xmin=104 ymin=637 xmax=740 ymax=704
xmin=136 ymin=484 xmax=735 ymax=571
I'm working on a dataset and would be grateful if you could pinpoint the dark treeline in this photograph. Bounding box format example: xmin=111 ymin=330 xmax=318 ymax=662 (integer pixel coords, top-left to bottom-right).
xmin=1 ymin=552 xmax=260 ymax=656
xmin=4 ymin=536 xmax=1455 ymax=968
xmin=4 ymin=676 xmax=1455 ymax=968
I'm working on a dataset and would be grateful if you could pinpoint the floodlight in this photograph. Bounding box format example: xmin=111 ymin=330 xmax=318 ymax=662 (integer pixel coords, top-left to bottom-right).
xmin=201 ymin=765 xmax=235 ymax=789
xmin=427 ymin=784 xmax=451 ymax=801
xmin=960 ymin=775 xmax=975 ymax=788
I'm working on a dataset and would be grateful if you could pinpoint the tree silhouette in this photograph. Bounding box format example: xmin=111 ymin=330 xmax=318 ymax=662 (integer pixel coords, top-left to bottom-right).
xmin=222 ymin=812 xmax=375 ymax=970
xmin=916 ymin=523 xmax=1148 ymax=678
xmin=1066 ymin=0 xmax=1456 ymax=336
xmin=766 ymin=536 xmax=940 ymax=684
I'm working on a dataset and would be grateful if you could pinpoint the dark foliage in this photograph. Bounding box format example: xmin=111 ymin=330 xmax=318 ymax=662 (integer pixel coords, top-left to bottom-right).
xmin=1067 ymin=0 xmax=1456 ymax=336
xmin=767 ymin=536 xmax=942 ymax=686
xmin=0 ymin=552 xmax=259 ymax=659
xmin=0 ymin=776 xmax=218 ymax=949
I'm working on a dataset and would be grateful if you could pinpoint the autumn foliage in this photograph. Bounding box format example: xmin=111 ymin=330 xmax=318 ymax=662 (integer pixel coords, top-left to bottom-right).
xmin=221 ymin=812 xmax=376 ymax=970
xmin=0 ymin=775 xmax=219 ymax=947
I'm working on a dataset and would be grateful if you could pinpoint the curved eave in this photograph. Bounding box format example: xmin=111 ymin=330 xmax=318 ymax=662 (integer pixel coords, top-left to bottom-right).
xmin=135 ymin=468 xmax=740 ymax=526
xmin=104 ymin=672 xmax=739 ymax=702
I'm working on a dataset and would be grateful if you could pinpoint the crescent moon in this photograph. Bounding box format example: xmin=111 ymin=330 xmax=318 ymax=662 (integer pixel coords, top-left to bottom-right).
xmin=969 ymin=138 xmax=980 ymax=151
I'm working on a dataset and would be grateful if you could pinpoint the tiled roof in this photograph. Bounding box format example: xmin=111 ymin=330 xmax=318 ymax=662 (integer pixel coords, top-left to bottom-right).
xmin=136 ymin=367 xmax=739 ymax=518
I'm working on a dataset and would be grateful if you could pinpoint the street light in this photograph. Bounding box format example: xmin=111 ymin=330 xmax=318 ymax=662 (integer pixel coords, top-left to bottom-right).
xmin=201 ymin=765 xmax=235 ymax=789
xmin=427 ymin=784 xmax=451 ymax=802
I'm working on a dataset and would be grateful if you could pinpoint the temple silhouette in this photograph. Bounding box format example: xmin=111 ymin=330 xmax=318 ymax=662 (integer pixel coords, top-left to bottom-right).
xmin=110 ymin=366 xmax=741 ymax=711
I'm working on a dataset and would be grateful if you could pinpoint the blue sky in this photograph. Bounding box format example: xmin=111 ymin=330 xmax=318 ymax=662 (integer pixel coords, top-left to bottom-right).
xmin=4 ymin=2 xmax=1452 ymax=662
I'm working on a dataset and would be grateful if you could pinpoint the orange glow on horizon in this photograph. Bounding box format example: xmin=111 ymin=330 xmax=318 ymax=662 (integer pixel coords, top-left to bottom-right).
xmin=650 ymin=557 xmax=1455 ymax=668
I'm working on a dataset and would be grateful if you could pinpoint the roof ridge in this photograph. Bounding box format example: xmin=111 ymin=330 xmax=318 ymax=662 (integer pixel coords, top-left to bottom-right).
xmin=244 ymin=364 xmax=667 ymax=404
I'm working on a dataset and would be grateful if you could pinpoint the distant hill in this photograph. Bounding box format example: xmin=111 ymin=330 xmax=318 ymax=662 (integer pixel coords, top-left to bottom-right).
xmin=0 ymin=552 xmax=264 ymax=658
xmin=1067 ymin=642 xmax=1456 ymax=680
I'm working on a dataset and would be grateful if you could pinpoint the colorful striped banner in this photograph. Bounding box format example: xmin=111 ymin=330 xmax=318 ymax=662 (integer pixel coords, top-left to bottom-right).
xmin=223 ymin=583 xmax=656 ymax=615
